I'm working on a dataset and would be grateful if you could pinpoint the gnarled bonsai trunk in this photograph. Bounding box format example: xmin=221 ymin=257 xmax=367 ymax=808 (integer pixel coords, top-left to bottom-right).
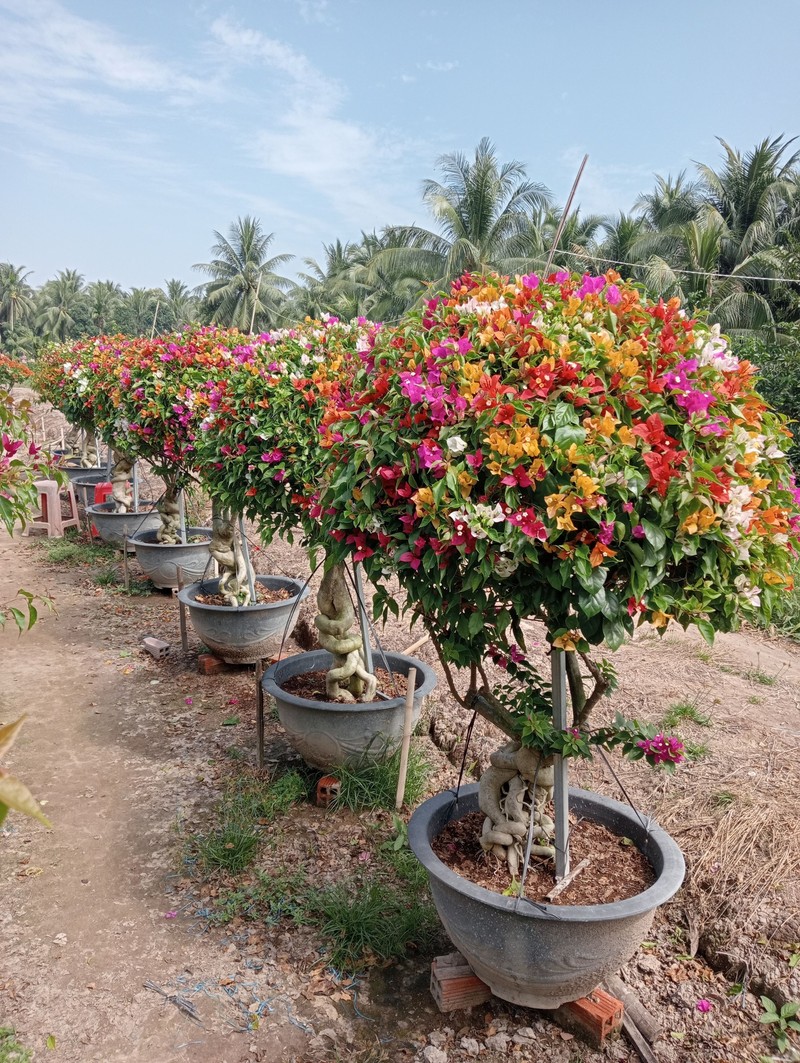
xmin=478 ymin=741 xmax=555 ymax=877
xmin=209 ymin=502 xmax=254 ymax=607
xmin=314 ymin=563 xmax=377 ymax=702
xmin=157 ymin=479 xmax=182 ymax=544
xmin=110 ymin=450 xmax=134 ymax=513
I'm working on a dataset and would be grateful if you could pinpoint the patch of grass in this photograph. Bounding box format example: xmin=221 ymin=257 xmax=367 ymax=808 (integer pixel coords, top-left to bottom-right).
xmin=695 ymin=647 xmax=714 ymax=664
xmin=313 ymin=878 xmax=440 ymax=972
xmin=211 ymin=867 xmax=312 ymax=926
xmin=661 ymin=701 xmax=711 ymax=729
xmin=747 ymin=696 xmax=764 ymax=705
xmin=333 ymin=742 xmax=430 ymax=812
xmin=684 ymin=740 xmax=711 ymax=760
xmin=746 ymin=668 xmax=778 ymax=687
xmin=196 ymin=821 xmax=260 ymax=873
xmin=34 ymin=533 xmax=117 ymax=566
xmin=92 ymin=566 xmax=120 ymax=587
xmin=714 ymin=791 xmax=738 ymax=807
xmin=0 ymin=1027 xmax=33 ymax=1063
xmin=192 ymin=770 xmax=308 ymax=875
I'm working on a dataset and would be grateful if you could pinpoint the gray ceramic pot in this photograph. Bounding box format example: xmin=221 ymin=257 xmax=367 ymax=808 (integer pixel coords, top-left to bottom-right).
xmin=59 ymin=464 xmax=107 ymax=484
xmin=130 ymin=527 xmax=213 ymax=590
xmin=72 ymin=471 xmax=109 ymax=510
xmin=262 ymin=650 xmax=438 ymax=770
xmin=87 ymin=501 xmax=161 ymax=551
xmin=178 ymin=575 xmax=309 ymax=665
xmin=408 ymin=784 xmax=685 ymax=1009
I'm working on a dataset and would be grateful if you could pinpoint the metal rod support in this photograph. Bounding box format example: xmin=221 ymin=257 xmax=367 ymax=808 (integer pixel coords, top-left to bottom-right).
xmin=551 ymin=649 xmax=570 ymax=881
xmin=353 ymin=563 xmax=374 ymax=676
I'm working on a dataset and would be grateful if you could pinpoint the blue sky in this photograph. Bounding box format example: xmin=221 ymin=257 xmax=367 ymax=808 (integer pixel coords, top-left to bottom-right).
xmin=1 ymin=0 xmax=798 ymax=292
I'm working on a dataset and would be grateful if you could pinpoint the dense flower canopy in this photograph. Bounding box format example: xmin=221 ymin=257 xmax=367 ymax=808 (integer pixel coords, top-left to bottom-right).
xmin=320 ymin=271 xmax=800 ymax=666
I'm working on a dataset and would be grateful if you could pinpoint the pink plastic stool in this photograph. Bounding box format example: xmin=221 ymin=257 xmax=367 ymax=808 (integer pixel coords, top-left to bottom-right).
xmin=28 ymin=479 xmax=80 ymax=538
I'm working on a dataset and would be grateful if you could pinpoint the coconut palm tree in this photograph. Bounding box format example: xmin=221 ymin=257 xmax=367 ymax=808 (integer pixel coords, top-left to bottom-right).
xmin=193 ymin=216 xmax=294 ymax=331
xmin=85 ymin=280 xmax=123 ymax=335
xmin=0 ymin=264 xmax=35 ymax=334
xmin=371 ymin=138 xmax=553 ymax=297
xmin=35 ymin=269 xmax=86 ymax=341
xmin=160 ymin=279 xmax=198 ymax=329
xmin=119 ymin=288 xmax=161 ymax=337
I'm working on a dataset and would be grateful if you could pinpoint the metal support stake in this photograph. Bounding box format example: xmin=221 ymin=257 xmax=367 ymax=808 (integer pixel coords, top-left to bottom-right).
xmin=123 ymin=534 xmax=130 ymax=593
xmin=176 ymin=566 xmax=189 ymax=652
xmin=132 ymin=461 xmax=140 ymax=514
xmin=178 ymin=490 xmax=187 ymax=544
xmin=551 ymin=649 xmax=570 ymax=881
xmin=255 ymin=660 xmax=265 ymax=769
xmin=353 ymin=563 xmax=373 ymax=675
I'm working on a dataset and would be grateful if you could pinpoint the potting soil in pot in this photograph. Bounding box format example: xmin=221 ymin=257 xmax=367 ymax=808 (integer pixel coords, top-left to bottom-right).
xmin=194 ymin=584 xmax=293 ymax=607
xmin=280 ymin=667 xmax=410 ymax=702
xmin=432 ymin=810 xmax=655 ymax=906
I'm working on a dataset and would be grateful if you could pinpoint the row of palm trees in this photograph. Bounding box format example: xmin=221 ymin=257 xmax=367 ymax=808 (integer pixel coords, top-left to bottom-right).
xmin=3 ymin=134 xmax=799 ymax=354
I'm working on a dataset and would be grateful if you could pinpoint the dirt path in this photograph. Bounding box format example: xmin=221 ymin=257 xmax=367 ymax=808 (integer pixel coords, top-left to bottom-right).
xmin=0 ymin=530 xmax=311 ymax=1062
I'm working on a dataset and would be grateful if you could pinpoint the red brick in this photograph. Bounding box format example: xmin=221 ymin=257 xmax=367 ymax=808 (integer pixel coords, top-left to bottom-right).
xmin=197 ymin=652 xmax=229 ymax=675
xmin=555 ymin=987 xmax=624 ymax=1046
xmin=431 ymin=953 xmax=491 ymax=1012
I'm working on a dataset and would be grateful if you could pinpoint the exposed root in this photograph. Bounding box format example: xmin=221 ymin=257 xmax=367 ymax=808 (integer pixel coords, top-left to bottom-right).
xmin=110 ymin=451 xmax=134 ymax=513
xmin=478 ymin=741 xmax=555 ymax=876
xmin=314 ymin=564 xmax=377 ymax=702
xmin=157 ymin=484 xmax=182 ymax=544
xmin=209 ymin=512 xmax=251 ymax=606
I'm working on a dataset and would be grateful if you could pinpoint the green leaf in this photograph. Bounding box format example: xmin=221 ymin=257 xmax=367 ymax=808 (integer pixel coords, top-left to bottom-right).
xmin=47 ymin=1035 xmax=57 ymax=1050
xmin=695 ymin=618 xmax=715 ymax=646
xmin=467 ymin=611 xmax=484 ymax=637
xmin=641 ymin=519 xmax=666 ymax=550
xmin=602 ymin=616 xmax=627 ymax=651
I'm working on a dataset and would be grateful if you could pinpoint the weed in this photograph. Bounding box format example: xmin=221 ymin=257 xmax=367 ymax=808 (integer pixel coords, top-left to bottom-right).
xmin=333 ymin=742 xmax=430 ymax=812
xmin=695 ymin=648 xmax=714 ymax=664
xmin=684 ymin=740 xmax=710 ymax=760
xmin=661 ymin=700 xmax=711 ymax=729
xmin=0 ymin=1027 xmax=33 ymax=1063
xmin=748 ymin=696 xmax=764 ymax=705
xmin=92 ymin=566 xmax=119 ymax=587
xmin=713 ymin=790 xmax=737 ymax=807
xmin=759 ymin=995 xmax=800 ymax=1054
xmin=313 ymin=879 xmax=440 ymax=972
xmin=224 ymin=770 xmax=308 ymax=823
xmin=196 ymin=821 xmax=260 ymax=873
xmin=211 ymin=867 xmax=312 ymax=926
xmin=747 ymin=668 xmax=778 ymax=687
xmin=33 ymin=533 xmax=116 ymax=567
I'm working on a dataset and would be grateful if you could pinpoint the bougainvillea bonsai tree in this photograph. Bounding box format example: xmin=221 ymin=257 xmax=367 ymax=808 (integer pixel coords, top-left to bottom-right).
xmin=193 ymin=315 xmax=385 ymax=696
xmin=319 ymin=269 xmax=800 ymax=874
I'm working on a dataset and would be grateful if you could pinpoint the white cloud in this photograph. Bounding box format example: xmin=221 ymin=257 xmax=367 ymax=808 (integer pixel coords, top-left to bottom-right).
xmin=208 ymin=17 xmax=424 ymax=229
xmin=294 ymin=0 xmax=332 ymax=24
xmin=423 ymin=60 xmax=459 ymax=73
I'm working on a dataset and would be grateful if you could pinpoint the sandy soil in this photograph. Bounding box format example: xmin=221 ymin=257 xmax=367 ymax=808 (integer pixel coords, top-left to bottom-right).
xmin=2 ymin=519 xmax=800 ymax=1063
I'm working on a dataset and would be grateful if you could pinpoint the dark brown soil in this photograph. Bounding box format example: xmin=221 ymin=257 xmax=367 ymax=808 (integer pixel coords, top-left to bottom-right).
xmin=281 ymin=666 xmax=409 ymax=702
xmin=432 ymin=811 xmax=655 ymax=905
xmin=195 ymin=584 xmax=293 ymax=607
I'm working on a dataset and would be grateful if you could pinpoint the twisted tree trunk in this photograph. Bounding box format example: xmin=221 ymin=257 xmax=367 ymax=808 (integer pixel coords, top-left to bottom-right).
xmin=110 ymin=450 xmax=134 ymax=513
xmin=208 ymin=502 xmax=253 ymax=606
xmin=314 ymin=563 xmax=377 ymax=702
xmin=156 ymin=479 xmax=182 ymax=544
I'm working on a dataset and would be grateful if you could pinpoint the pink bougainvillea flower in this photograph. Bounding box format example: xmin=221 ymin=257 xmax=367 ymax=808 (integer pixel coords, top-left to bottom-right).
xmin=632 ymin=524 xmax=645 ymax=539
xmin=695 ymin=999 xmax=712 ymax=1013
xmin=185 ymin=697 xmax=193 ymax=706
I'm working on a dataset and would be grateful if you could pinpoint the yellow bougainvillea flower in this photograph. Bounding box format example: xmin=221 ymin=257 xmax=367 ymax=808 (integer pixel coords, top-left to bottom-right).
xmin=650 ymin=610 xmax=673 ymax=629
xmin=681 ymin=507 xmax=717 ymax=535
xmin=553 ymin=632 xmax=578 ymax=651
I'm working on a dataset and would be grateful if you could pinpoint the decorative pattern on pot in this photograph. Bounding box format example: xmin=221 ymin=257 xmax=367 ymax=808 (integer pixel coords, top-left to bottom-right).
xmin=178 ymin=575 xmax=309 ymax=665
xmin=71 ymin=471 xmax=110 ymax=510
xmin=262 ymin=650 xmax=437 ymax=771
xmin=130 ymin=527 xmax=213 ymax=590
xmin=408 ymin=783 xmax=685 ymax=1010
xmin=86 ymin=500 xmax=161 ymax=551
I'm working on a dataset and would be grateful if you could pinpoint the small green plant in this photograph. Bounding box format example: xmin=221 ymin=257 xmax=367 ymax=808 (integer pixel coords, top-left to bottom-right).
xmin=714 ymin=790 xmax=737 ymax=807
xmin=333 ymin=743 xmax=430 ymax=812
xmin=35 ymin=534 xmax=117 ymax=567
xmin=695 ymin=648 xmax=714 ymax=664
xmin=211 ymin=867 xmax=312 ymax=926
xmin=661 ymin=700 xmax=711 ymax=729
xmin=0 ymin=1026 xmax=33 ymax=1063
xmin=313 ymin=879 xmax=440 ymax=972
xmin=92 ymin=566 xmax=119 ymax=588
xmin=759 ymin=995 xmax=800 ymax=1054
xmin=224 ymin=770 xmax=308 ymax=822
xmin=747 ymin=668 xmax=778 ymax=687
xmin=196 ymin=821 xmax=259 ymax=873
xmin=683 ymin=740 xmax=711 ymax=760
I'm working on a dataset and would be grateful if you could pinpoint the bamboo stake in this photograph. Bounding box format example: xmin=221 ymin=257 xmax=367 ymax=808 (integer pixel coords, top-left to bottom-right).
xmin=395 ymin=667 xmax=417 ymax=811
xmin=401 ymin=633 xmax=429 ymax=656
xmin=249 ymin=273 xmax=263 ymax=335
xmin=176 ymin=566 xmax=189 ymax=652
xmin=150 ymin=299 xmax=160 ymax=340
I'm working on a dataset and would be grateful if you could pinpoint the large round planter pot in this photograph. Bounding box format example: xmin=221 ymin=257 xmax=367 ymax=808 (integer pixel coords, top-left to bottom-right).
xmin=178 ymin=575 xmax=309 ymax=665
xmin=129 ymin=527 xmax=213 ymax=590
xmin=262 ymin=650 xmax=438 ymax=770
xmin=87 ymin=501 xmax=161 ymax=551
xmin=408 ymin=784 xmax=685 ymax=1010
xmin=72 ymin=471 xmax=109 ymax=510
xmin=60 ymin=464 xmax=107 ymax=484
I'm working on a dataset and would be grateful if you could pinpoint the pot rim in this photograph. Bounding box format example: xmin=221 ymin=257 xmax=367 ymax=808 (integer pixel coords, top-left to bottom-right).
xmin=408 ymin=783 xmax=685 ymax=922
xmin=262 ymin=649 xmax=438 ymax=713
xmin=177 ymin=574 xmax=309 ymax=613
xmin=87 ymin=500 xmax=158 ymax=515
xmin=129 ymin=526 xmax=212 ymax=548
